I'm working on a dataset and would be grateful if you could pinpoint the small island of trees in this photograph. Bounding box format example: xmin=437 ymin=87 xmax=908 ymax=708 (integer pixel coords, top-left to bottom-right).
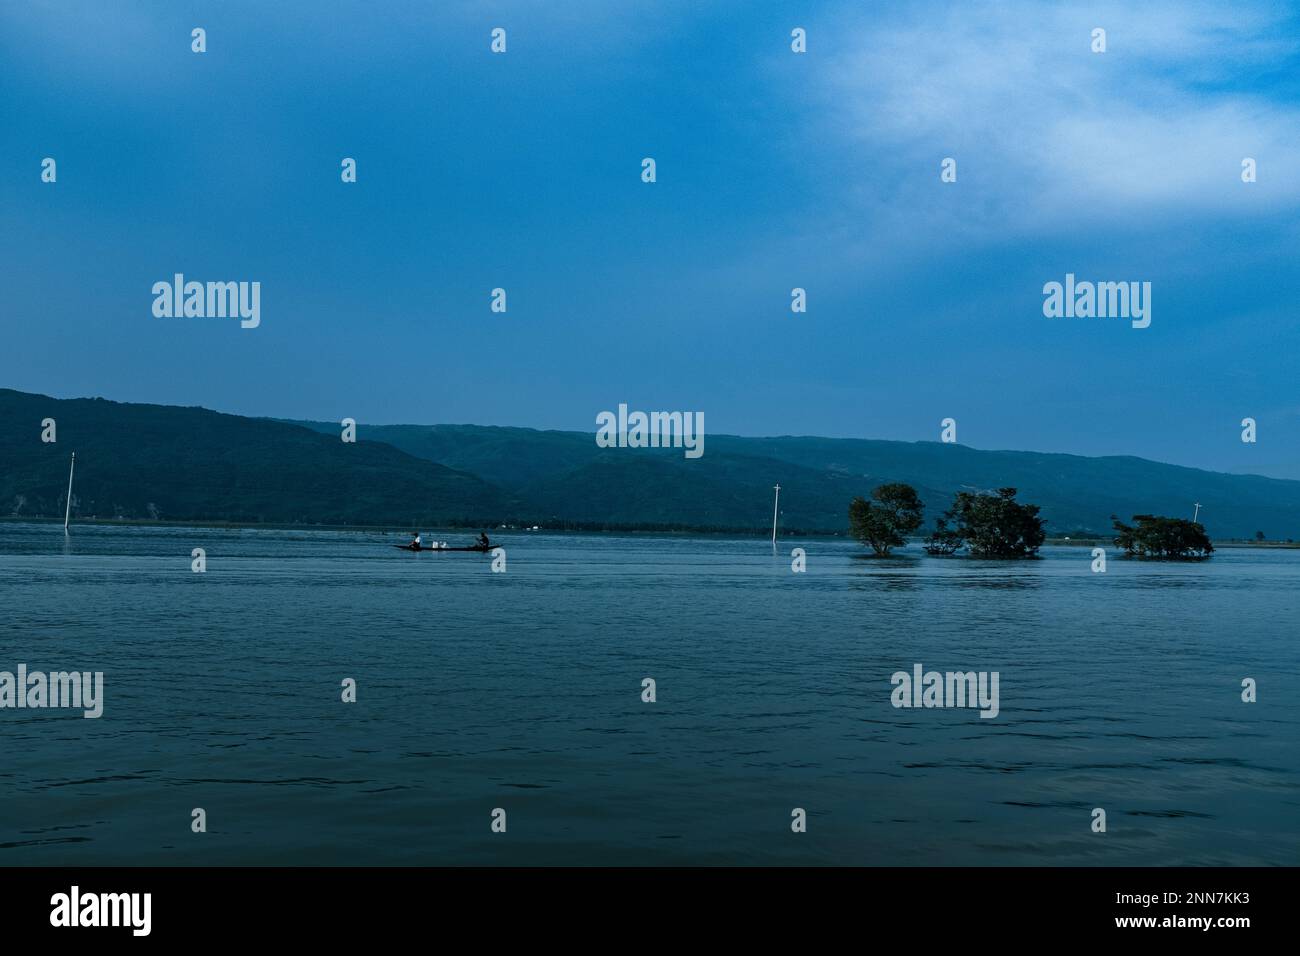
xmin=848 ymin=487 xmax=1215 ymax=561
xmin=850 ymin=486 xmax=1046 ymax=558
xmin=926 ymin=487 xmax=1046 ymax=558
xmin=1112 ymin=514 xmax=1213 ymax=560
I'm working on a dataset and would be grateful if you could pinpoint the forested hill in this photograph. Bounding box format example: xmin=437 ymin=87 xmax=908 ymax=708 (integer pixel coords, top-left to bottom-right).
xmin=3 ymin=388 xmax=1297 ymax=538
xmin=288 ymin=419 xmax=1300 ymax=540
xmin=0 ymin=390 xmax=508 ymax=526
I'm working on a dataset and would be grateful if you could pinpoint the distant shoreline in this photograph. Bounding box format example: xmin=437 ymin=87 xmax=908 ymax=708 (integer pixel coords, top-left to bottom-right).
xmin=4 ymin=516 xmax=1297 ymax=548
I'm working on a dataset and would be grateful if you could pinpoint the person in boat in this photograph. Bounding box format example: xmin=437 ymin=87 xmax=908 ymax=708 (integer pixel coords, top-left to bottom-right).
xmin=478 ymin=532 xmax=490 ymax=549
xmin=410 ymin=532 xmax=422 ymax=550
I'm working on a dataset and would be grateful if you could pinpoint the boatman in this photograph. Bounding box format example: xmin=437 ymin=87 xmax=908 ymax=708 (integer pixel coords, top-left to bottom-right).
xmin=410 ymin=532 xmax=422 ymax=550
xmin=478 ymin=532 xmax=490 ymax=548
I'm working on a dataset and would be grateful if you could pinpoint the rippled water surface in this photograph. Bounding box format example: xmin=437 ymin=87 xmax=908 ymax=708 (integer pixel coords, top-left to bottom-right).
xmin=1 ymin=522 xmax=1296 ymax=865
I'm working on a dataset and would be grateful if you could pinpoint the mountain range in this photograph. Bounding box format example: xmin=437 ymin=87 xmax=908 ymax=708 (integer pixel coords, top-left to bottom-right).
xmin=3 ymin=388 xmax=1297 ymax=539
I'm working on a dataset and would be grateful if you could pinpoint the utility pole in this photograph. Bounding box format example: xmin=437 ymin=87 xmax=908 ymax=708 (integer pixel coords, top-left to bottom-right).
xmin=63 ymin=452 xmax=75 ymax=532
xmin=771 ymin=484 xmax=781 ymax=549
xmin=1192 ymin=502 xmax=1201 ymax=524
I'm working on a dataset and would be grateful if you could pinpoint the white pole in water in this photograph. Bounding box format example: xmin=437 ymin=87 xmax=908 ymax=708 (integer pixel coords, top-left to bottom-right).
xmin=63 ymin=452 xmax=75 ymax=532
xmin=1192 ymin=502 xmax=1201 ymax=523
xmin=771 ymin=484 xmax=781 ymax=548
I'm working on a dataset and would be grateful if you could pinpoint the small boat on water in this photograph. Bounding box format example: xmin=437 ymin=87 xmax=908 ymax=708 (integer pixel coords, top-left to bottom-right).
xmin=393 ymin=542 xmax=493 ymax=553
xmin=393 ymin=544 xmax=492 ymax=552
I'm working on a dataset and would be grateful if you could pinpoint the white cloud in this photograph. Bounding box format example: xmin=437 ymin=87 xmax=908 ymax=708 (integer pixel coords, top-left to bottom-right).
xmin=814 ymin=0 xmax=1300 ymax=238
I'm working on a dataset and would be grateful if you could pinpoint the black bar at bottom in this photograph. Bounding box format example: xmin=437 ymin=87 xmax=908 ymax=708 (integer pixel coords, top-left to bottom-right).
xmin=0 ymin=866 xmax=1280 ymax=941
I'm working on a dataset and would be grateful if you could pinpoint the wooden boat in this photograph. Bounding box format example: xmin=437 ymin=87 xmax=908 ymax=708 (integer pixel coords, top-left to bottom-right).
xmin=393 ymin=543 xmax=492 ymax=552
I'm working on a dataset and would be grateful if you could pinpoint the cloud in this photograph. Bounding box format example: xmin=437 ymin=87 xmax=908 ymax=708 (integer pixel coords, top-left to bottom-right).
xmin=812 ymin=0 xmax=1300 ymax=240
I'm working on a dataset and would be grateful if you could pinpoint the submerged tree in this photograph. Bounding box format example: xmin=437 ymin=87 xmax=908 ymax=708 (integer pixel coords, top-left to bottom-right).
xmin=946 ymin=487 xmax=1046 ymax=558
xmin=1113 ymin=515 xmax=1213 ymax=559
xmin=923 ymin=515 xmax=964 ymax=556
xmin=849 ymin=483 xmax=925 ymax=556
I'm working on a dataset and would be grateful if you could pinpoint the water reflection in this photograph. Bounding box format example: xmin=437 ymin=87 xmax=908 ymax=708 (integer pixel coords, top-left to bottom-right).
xmin=849 ymin=573 xmax=921 ymax=593
xmin=949 ymin=576 xmax=1042 ymax=591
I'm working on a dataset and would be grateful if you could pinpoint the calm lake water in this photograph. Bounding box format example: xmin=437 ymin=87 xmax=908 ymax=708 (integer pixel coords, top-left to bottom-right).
xmin=1 ymin=521 xmax=1296 ymax=866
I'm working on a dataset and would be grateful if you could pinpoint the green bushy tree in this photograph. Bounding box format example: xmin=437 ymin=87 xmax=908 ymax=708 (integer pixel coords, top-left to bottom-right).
xmin=945 ymin=487 xmax=1046 ymax=558
xmin=849 ymin=483 xmax=925 ymax=556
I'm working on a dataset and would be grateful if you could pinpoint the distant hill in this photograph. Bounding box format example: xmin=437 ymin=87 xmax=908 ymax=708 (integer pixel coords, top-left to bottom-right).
xmin=0 ymin=390 xmax=508 ymax=526
xmin=3 ymin=388 xmax=1297 ymax=537
xmin=287 ymin=419 xmax=1300 ymax=539
xmin=284 ymin=421 xmax=951 ymax=530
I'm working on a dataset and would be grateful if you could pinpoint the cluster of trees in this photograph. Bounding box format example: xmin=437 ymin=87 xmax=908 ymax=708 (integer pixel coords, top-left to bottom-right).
xmin=849 ymin=487 xmax=1217 ymax=561
xmin=1112 ymin=514 xmax=1213 ymax=559
xmin=850 ymin=484 xmax=1222 ymax=560
xmin=849 ymin=485 xmax=1046 ymax=558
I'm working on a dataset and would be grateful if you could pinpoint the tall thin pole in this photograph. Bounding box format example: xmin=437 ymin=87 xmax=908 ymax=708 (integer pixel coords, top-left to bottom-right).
xmin=771 ymin=484 xmax=780 ymax=548
xmin=1192 ymin=502 xmax=1201 ymax=523
xmin=64 ymin=452 xmax=75 ymax=532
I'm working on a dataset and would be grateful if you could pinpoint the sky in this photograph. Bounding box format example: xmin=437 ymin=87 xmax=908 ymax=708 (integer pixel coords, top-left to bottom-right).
xmin=3 ymin=0 xmax=1300 ymax=476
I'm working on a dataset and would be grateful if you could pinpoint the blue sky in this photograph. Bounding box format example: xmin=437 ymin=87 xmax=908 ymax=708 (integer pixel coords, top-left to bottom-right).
xmin=3 ymin=1 xmax=1300 ymax=476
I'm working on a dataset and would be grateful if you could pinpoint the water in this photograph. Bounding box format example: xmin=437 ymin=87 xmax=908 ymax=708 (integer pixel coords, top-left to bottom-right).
xmin=0 ymin=521 xmax=1296 ymax=865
